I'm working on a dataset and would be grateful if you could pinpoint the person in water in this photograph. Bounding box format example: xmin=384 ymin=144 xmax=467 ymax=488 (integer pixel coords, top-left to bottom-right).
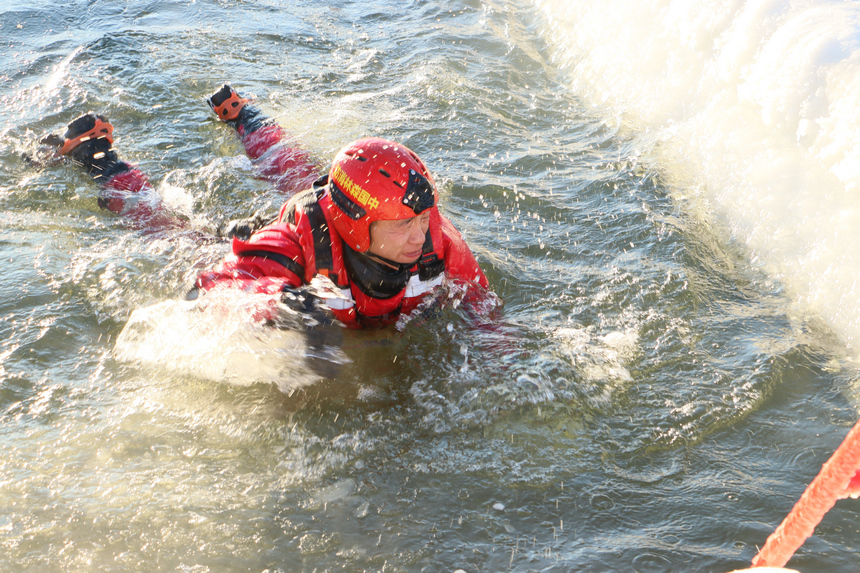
xmin=36 ymin=85 xmax=490 ymax=331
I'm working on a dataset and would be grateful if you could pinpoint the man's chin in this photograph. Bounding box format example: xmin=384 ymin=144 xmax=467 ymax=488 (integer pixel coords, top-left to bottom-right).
xmin=365 ymin=252 xmax=421 ymax=269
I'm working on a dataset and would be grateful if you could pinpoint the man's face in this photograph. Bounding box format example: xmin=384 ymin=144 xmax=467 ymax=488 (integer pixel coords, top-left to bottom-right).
xmin=367 ymin=211 xmax=431 ymax=265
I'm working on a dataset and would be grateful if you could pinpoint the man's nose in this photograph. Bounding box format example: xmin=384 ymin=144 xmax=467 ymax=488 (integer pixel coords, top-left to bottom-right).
xmin=408 ymin=223 xmax=425 ymax=245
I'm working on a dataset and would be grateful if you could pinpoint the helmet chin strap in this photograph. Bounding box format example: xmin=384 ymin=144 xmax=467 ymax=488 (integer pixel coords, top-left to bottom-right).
xmin=342 ymin=244 xmax=412 ymax=299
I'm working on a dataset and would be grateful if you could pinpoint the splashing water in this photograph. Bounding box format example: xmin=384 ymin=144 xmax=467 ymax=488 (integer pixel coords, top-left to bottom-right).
xmin=114 ymin=288 xmax=348 ymax=394
xmin=536 ymin=0 xmax=860 ymax=350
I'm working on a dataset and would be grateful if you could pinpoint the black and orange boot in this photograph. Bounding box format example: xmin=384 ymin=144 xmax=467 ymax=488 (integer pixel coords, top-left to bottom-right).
xmin=207 ymin=84 xmax=267 ymax=134
xmin=58 ymin=113 xmax=114 ymax=156
xmin=208 ymin=84 xmax=249 ymax=122
xmin=58 ymin=113 xmax=131 ymax=184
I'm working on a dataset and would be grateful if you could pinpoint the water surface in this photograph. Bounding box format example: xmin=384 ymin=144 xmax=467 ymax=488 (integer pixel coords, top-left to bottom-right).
xmin=1 ymin=1 xmax=859 ymax=571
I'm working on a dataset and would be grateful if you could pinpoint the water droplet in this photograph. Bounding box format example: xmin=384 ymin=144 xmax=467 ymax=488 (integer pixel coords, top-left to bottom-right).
xmin=590 ymin=494 xmax=615 ymax=510
xmin=631 ymin=552 xmax=672 ymax=573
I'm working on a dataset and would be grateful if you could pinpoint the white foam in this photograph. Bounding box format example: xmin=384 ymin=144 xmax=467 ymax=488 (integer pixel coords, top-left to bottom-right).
xmin=536 ymin=0 xmax=860 ymax=348
xmin=554 ymin=326 xmax=639 ymax=405
xmin=113 ymin=291 xmax=324 ymax=394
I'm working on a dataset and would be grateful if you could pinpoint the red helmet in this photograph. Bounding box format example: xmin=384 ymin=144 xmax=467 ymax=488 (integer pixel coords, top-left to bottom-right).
xmin=326 ymin=137 xmax=437 ymax=253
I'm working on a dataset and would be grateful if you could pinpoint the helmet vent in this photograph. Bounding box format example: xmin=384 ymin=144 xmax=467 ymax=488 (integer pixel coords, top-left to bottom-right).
xmin=379 ymin=168 xmax=391 ymax=178
xmin=329 ymin=181 xmax=368 ymax=220
xmin=402 ymin=169 xmax=435 ymax=214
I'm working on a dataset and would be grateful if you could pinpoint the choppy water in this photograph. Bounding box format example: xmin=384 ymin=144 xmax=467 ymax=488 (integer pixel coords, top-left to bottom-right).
xmin=2 ymin=1 xmax=859 ymax=571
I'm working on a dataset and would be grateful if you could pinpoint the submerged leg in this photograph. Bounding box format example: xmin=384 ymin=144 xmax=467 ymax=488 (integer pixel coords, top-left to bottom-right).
xmin=208 ymin=84 xmax=320 ymax=194
xmin=51 ymin=113 xmax=186 ymax=230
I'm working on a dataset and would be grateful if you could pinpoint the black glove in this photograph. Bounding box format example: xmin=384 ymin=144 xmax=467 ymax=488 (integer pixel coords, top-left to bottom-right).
xmin=21 ymin=134 xmax=65 ymax=169
xmin=277 ymin=287 xmax=344 ymax=378
xmin=218 ymin=213 xmax=269 ymax=241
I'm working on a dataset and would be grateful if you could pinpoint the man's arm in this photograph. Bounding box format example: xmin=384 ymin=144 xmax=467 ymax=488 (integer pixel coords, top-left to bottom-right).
xmin=192 ymin=221 xmax=308 ymax=296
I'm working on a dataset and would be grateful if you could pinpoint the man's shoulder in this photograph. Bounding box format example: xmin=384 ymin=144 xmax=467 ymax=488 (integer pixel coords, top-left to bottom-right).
xmin=434 ymin=211 xmax=467 ymax=246
xmin=240 ymin=220 xmax=302 ymax=249
xmin=277 ymin=184 xmax=325 ymax=224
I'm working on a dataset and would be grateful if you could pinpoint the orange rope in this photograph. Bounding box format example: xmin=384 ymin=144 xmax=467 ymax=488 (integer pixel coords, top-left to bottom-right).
xmin=752 ymin=419 xmax=860 ymax=568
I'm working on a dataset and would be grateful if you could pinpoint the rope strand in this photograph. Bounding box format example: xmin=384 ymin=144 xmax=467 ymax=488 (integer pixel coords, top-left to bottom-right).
xmin=752 ymin=420 xmax=860 ymax=567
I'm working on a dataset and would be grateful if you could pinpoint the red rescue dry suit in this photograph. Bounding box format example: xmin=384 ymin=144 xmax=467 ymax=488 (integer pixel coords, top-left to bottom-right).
xmin=58 ymin=97 xmax=490 ymax=330
xmin=193 ymin=177 xmax=489 ymax=329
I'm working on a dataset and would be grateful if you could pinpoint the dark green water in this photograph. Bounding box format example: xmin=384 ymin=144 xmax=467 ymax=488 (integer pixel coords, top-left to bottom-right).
xmin=1 ymin=1 xmax=859 ymax=571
